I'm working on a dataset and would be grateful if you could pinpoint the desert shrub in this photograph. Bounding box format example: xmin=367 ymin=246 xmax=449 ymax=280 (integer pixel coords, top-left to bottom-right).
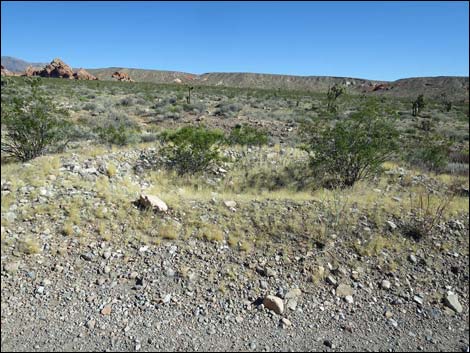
xmin=93 ymin=109 xmax=141 ymax=145
xmin=406 ymin=135 xmax=450 ymax=172
xmin=227 ymin=124 xmax=269 ymax=146
xmin=213 ymin=102 xmax=242 ymax=118
xmin=119 ymin=96 xmax=134 ymax=106
xmin=182 ymin=102 xmax=206 ymax=114
xmin=160 ymin=126 xmax=225 ymax=175
xmin=301 ymin=102 xmax=399 ymax=188
xmin=1 ymin=78 xmax=72 ymax=161
xmin=401 ymin=192 xmax=451 ymax=241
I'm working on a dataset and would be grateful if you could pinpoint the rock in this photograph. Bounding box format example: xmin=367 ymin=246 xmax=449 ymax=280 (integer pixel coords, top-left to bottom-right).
xmin=345 ymin=295 xmax=354 ymax=304
xmin=324 ymin=340 xmax=335 ymax=349
xmin=81 ymin=253 xmax=94 ymax=261
xmin=408 ymin=254 xmax=418 ymax=264
xmin=443 ymin=292 xmax=463 ymax=313
xmin=36 ymin=58 xmax=74 ymax=79
xmin=286 ymin=299 xmax=298 ymax=311
xmin=263 ymin=295 xmax=284 ymax=315
xmin=280 ymin=318 xmax=292 ymax=328
xmin=3 ymin=261 xmax=19 ymax=274
xmin=86 ymin=319 xmax=96 ymax=329
xmin=385 ymin=311 xmax=393 ymax=318
xmin=162 ymin=294 xmax=172 ymax=304
xmin=381 ymin=280 xmax=391 ymax=290
xmin=138 ymin=194 xmax=168 ymax=212
xmin=73 ymin=68 xmax=98 ymax=80
xmin=260 ymin=280 xmax=268 ymax=290
xmin=111 ymin=71 xmax=134 ymax=82
xmin=413 ymin=296 xmax=424 ymax=305
xmin=285 ymin=288 xmax=302 ymax=299
xmin=336 ymin=284 xmax=354 ymax=298
xmin=386 ymin=221 xmax=397 ymax=230
xmin=326 ymin=275 xmax=337 ymax=286
xmin=223 ymin=200 xmax=237 ymax=208
xmin=101 ymin=305 xmax=112 ymax=315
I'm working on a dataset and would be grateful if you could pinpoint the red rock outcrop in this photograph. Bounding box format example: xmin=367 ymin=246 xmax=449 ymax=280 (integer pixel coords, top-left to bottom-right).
xmin=1 ymin=65 xmax=13 ymax=76
xmin=36 ymin=58 xmax=74 ymax=79
xmin=73 ymin=68 xmax=98 ymax=80
xmin=111 ymin=71 xmax=134 ymax=82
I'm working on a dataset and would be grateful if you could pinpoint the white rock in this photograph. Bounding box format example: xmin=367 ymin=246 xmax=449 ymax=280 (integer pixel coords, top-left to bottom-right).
xmin=381 ymin=280 xmax=391 ymax=290
xmin=444 ymin=292 xmax=463 ymax=313
xmin=138 ymin=194 xmax=168 ymax=212
xmin=386 ymin=221 xmax=397 ymax=230
xmin=224 ymin=200 xmax=237 ymax=208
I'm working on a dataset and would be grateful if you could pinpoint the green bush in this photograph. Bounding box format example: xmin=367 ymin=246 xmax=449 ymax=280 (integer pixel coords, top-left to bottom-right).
xmin=93 ymin=110 xmax=141 ymax=145
xmin=406 ymin=135 xmax=450 ymax=172
xmin=301 ymin=102 xmax=399 ymax=188
xmin=1 ymin=78 xmax=72 ymax=161
xmin=160 ymin=126 xmax=225 ymax=175
xmin=227 ymin=124 xmax=268 ymax=146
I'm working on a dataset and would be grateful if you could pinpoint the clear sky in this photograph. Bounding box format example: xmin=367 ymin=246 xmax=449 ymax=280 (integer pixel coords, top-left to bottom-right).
xmin=1 ymin=1 xmax=468 ymax=80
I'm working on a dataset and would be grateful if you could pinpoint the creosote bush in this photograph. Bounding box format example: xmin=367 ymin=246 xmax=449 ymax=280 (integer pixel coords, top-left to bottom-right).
xmin=1 ymin=78 xmax=72 ymax=161
xmin=160 ymin=126 xmax=225 ymax=175
xmin=302 ymin=101 xmax=399 ymax=188
xmin=227 ymin=124 xmax=268 ymax=146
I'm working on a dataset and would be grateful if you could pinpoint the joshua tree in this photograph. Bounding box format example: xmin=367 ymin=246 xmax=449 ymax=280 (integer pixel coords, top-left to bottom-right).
xmin=326 ymin=84 xmax=345 ymax=113
xmin=186 ymin=86 xmax=194 ymax=104
xmin=412 ymin=94 xmax=425 ymax=116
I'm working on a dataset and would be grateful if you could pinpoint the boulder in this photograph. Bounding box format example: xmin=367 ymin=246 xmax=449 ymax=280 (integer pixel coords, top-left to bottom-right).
xmin=37 ymin=58 xmax=74 ymax=79
xmin=138 ymin=194 xmax=168 ymax=212
xmin=263 ymin=295 xmax=284 ymax=315
xmin=111 ymin=71 xmax=134 ymax=82
xmin=73 ymin=68 xmax=98 ymax=80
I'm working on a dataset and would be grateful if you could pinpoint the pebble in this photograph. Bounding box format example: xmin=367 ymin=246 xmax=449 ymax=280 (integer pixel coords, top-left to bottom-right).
xmin=381 ymin=280 xmax=391 ymax=290
xmin=101 ymin=305 xmax=112 ymax=315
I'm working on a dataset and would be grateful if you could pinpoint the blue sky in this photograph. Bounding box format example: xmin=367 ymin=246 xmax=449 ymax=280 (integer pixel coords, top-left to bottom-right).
xmin=1 ymin=1 xmax=468 ymax=80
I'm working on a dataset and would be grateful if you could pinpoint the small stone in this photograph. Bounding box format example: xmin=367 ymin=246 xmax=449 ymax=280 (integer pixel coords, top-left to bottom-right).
xmin=345 ymin=295 xmax=354 ymax=304
xmin=223 ymin=200 xmax=237 ymax=208
xmin=324 ymin=340 xmax=335 ymax=349
xmin=102 ymin=251 xmax=112 ymax=260
xmin=260 ymin=280 xmax=269 ymax=290
xmin=41 ymin=279 xmax=52 ymax=286
xmin=443 ymin=292 xmax=463 ymax=313
xmin=86 ymin=319 xmax=96 ymax=329
xmin=162 ymin=294 xmax=171 ymax=304
xmin=285 ymin=288 xmax=302 ymax=299
xmin=335 ymin=283 xmax=353 ymax=298
xmin=3 ymin=261 xmax=19 ymax=274
xmin=408 ymin=254 xmax=418 ymax=264
xmin=326 ymin=276 xmax=337 ymax=286
xmin=413 ymin=296 xmax=424 ymax=305
xmin=81 ymin=253 xmax=93 ymax=261
xmin=286 ymin=299 xmax=298 ymax=311
xmin=381 ymin=280 xmax=391 ymax=290
xmin=385 ymin=311 xmax=393 ymax=318
xmin=263 ymin=295 xmax=284 ymax=315
xmin=280 ymin=318 xmax=292 ymax=328
xmin=36 ymin=286 xmax=45 ymax=294
xmin=101 ymin=305 xmax=112 ymax=315
xmin=386 ymin=221 xmax=397 ymax=230
xmin=129 ymin=271 xmax=139 ymax=279
xmin=104 ymin=266 xmax=111 ymax=274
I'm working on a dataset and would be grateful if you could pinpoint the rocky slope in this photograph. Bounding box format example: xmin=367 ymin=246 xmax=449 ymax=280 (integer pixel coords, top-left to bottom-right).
xmin=1 ymin=147 xmax=469 ymax=352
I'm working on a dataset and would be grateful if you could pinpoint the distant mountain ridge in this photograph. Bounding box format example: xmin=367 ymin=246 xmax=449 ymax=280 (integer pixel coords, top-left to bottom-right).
xmin=2 ymin=56 xmax=469 ymax=100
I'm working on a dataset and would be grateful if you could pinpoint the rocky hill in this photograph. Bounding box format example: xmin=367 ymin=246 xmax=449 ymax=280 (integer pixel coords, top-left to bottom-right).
xmin=1 ymin=56 xmax=47 ymax=73
xmin=2 ymin=56 xmax=468 ymax=100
